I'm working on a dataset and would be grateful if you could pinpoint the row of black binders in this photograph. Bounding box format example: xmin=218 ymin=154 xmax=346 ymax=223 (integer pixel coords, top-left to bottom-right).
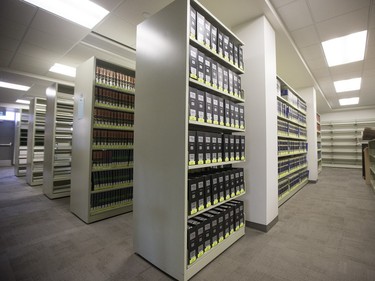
xmin=189 ymin=86 xmax=245 ymax=129
xmin=188 ymin=168 xmax=245 ymax=216
xmin=188 ymin=131 xmax=245 ymax=165
xmin=187 ymin=200 xmax=244 ymax=265
xmin=190 ymin=6 xmax=244 ymax=70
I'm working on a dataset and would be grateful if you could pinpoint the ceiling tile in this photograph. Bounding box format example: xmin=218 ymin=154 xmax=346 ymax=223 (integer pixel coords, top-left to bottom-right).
xmin=300 ymin=44 xmax=327 ymax=69
xmin=93 ymin=15 xmax=136 ymax=47
xmin=0 ymin=91 xmax=25 ymax=103
xmin=30 ymin=10 xmax=89 ymax=42
xmin=330 ymin=69 xmax=363 ymax=81
xmin=10 ymin=53 xmax=54 ymax=75
xmin=316 ymin=7 xmax=369 ymax=41
xmin=24 ymin=28 xmax=76 ymax=57
xmin=0 ymin=37 xmax=19 ymax=52
xmin=277 ymin=0 xmax=314 ymax=31
xmin=0 ymin=50 xmax=14 ymax=67
xmin=92 ymin=0 xmax=126 ymax=12
xmin=270 ymin=0 xmax=297 ymax=9
xmin=308 ymin=0 xmax=370 ymax=23
xmin=0 ymin=18 xmax=28 ymax=41
xmin=0 ymin=0 xmax=37 ymax=26
xmin=364 ymin=57 xmax=375 ymax=75
xmin=312 ymin=67 xmax=330 ymax=79
xmin=114 ymin=0 xmax=173 ymax=26
xmin=365 ymin=28 xmax=375 ymax=59
xmin=329 ymin=61 xmax=363 ymax=77
xmin=370 ymin=4 xmax=375 ymax=28
xmin=291 ymin=25 xmax=320 ymax=48
xmin=201 ymin=0 xmax=263 ymax=28
xmin=17 ymin=42 xmax=61 ymax=64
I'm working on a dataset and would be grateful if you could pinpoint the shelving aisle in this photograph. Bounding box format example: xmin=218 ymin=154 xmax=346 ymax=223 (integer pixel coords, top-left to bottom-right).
xmin=321 ymin=120 xmax=375 ymax=169
xmin=43 ymin=83 xmax=74 ymax=199
xmin=277 ymin=77 xmax=309 ymax=206
xmin=71 ymin=57 xmax=135 ymax=223
xmin=26 ymin=97 xmax=46 ymax=186
xmin=134 ymin=0 xmax=246 ymax=279
xmin=368 ymin=140 xmax=375 ymax=192
xmin=14 ymin=108 xmax=29 ymax=177
xmin=317 ymin=113 xmax=322 ymax=173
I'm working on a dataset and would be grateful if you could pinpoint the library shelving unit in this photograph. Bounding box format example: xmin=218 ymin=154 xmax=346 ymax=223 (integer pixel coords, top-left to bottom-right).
xmin=134 ymin=0 xmax=245 ymax=280
xmin=26 ymin=97 xmax=46 ymax=186
xmin=317 ymin=113 xmax=322 ymax=173
xmin=277 ymin=77 xmax=309 ymax=206
xmin=43 ymin=83 xmax=74 ymax=199
xmin=14 ymin=108 xmax=29 ymax=176
xmin=71 ymin=57 xmax=135 ymax=223
xmin=369 ymin=139 xmax=375 ymax=192
xmin=321 ymin=120 xmax=375 ymax=169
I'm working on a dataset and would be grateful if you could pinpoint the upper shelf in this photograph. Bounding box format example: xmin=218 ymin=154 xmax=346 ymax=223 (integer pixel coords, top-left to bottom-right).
xmin=190 ymin=38 xmax=244 ymax=75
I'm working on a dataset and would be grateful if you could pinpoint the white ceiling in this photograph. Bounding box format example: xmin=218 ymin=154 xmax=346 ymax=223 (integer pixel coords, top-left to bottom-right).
xmin=0 ymin=0 xmax=374 ymax=114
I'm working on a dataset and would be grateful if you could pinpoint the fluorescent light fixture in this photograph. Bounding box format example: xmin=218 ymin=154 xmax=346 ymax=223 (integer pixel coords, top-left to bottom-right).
xmin=49 ymin=63 xmax=76 ymax=77
xmin=339 ymin=97 xmax=359 ymax=106
xmin=23 ymin=0 xmax=109 ymax=29
xmin=0 ymin=81 xmax=30 ymax=91
xmin=16 ymin=99 xmax=31 ymax=105
xmin=322 ymin=30 xmax=367 ymax=67
xmin=334 ymin=77 xmax=361 ymax=93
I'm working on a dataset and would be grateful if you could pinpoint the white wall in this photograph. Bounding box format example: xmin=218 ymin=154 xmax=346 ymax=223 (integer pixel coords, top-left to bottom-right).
xmin=234 ymin=16 xmax=278 ymax=228
xmin=321 ymin=109 xmax=375 ymax=123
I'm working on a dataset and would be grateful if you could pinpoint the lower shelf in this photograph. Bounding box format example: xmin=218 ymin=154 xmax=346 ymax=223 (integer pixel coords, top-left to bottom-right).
xmin=87 ymin=202 xmax=133 ymax=223
xmin=322 ymin=163 xmax=361 ymax=169
xmin=278 ymin=179 xmax=308 ymax=206
xmin=186 ymin=226 xmax=245 ymax=280
xmin=45 ymin=189 xmax=70 ymax=200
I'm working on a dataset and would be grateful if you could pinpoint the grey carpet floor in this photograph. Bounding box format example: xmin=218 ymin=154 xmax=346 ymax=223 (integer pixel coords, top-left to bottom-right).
xmin=0 ymin=166 xmax=374 ymax=281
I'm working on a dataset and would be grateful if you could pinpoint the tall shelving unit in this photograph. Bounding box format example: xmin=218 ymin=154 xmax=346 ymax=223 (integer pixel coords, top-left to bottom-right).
xmin=369 ymin=140 xmax=375 ymax=192
xmin=43 ymin=83 xmax=74 ymax=199
xmin=321 ymin=120 xmax=375 ymax=169
xmin=277 ymin=77 xmax=309 ymax=206
xmin=26 ymin=97 xmax=46 ymax=186
xmin=71 ymin=57 xmax=135 ymax=223
xmin=317 ymin=113 xmax=322 ymax=173
xmin=134 ymin=1 xmax=245 ymax=280
xmin=14 ymin=108 xmax=29 ymax=176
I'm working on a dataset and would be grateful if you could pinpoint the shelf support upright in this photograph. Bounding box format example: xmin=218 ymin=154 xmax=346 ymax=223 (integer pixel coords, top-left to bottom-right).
xmin=298 ymin=87 xmax=318 ymax=182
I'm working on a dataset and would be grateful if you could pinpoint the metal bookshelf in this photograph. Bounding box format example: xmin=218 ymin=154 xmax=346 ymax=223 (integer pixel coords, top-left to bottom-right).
xmin=321 ymin=120 xmax=375 ymax=169
xmin=26 ymin=98 xmax=46 ymax=186
xmin=70 ymin=57 xmax=135 ymax=223
xmin=369 ymin=140 xmax=375 ymax=192
xmin=14 ymin=108 xmax=29 ymax=177
xmin=317 ymin=113 xmax=322 ymax=173
xmin=277 ymin=77 xmax=309 ymax=206
xmin=134 ymin=1 xmax=245 ymax=280
xmin=43 ymin=83 xmax=74 ymax=199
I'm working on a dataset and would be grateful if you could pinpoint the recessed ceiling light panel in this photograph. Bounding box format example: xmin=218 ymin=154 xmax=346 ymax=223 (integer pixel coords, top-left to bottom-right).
xmin=339 ymin=97 xmax=359 ymax=106
xmin=23 ymin=0 xmax=109 ymax=29
xmin=322 ymin=30 xmax=367 ymax=67
xmin=334 ymin=77 xmax=361 ymax=93
xmin=0 ymin=81 xmax=30 ymax=91
xmin=16 ymin=99 xmax=31 ymax=105
xmin=49 ymin=63 xmax=76 ymax=77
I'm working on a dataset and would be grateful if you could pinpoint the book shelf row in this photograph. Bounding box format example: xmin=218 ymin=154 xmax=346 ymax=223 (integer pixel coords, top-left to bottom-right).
xmin=189 ymin=86 xmax=245 ymax=129
xmin=188 ymin=131 xmax=245 ymax=166
xmin=278 ymin=155 xmax=307 ymax=179
xmin=187 ymin=200 xmax=244 ymax=265
xmin=71 ymin=57 xmax=136 ymax=224
xmin=188 ymin=167 xmax=245 ymax=216
xmin=190 ymin=5 xmax=244 ymax=72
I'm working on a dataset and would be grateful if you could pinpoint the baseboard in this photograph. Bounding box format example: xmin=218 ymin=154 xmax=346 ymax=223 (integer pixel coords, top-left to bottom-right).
xmin=309 ymin=180 xmax=318 ymax=184
xmin=246 ymin=216 xmax=279 ymax=233
xmin=0 ymin=160 xmax=12 ymax=166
